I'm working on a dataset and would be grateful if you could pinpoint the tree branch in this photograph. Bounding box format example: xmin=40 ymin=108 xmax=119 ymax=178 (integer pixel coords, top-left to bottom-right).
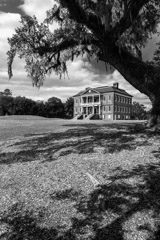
xmin=59 ymin=0 xmax=103 ymax=38
xmin=34 ymin=38 xmax=100 ymax=57
xmin=111 ymin=0 xmax=150 ymax=41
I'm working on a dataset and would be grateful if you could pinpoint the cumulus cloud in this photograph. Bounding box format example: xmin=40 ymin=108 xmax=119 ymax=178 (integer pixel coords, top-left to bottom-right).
xmin=19 ymin=0 xmax=54 ymax=22
xmin=0 ymin=1 xmax=153 ymax=108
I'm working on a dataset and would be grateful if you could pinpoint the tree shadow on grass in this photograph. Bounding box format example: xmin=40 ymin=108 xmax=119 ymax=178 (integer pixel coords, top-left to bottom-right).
xmin=68 ymin=162 xmax=160 ymax=239
xmin=0 ymin=123 xmax=154 ymax=164
xmin=0 ymin=202 xmax=76 ymax=240
xmin=2 ymin=162 xmax=160 ymax=239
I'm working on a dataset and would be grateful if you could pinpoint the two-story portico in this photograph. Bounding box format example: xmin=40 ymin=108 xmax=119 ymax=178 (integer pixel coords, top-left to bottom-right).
xmin=73 ymin=83 xmax=133 ymax=120
xmin=80 ymin=89 xmax=101 ymax=116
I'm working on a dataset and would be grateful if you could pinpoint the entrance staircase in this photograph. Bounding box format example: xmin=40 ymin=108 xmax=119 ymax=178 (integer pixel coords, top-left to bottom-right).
xmin=71 ymin=114 xmax=83 ymax=120
xmin=83 ymin=114 xmax=95 ymax=120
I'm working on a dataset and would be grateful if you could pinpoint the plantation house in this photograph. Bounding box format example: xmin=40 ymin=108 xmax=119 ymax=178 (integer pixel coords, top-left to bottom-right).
xmin=73 ymin=83 xmax=132 ymax=120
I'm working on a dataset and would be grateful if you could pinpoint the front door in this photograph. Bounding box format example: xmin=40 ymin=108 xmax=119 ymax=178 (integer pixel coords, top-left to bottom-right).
xmin=94 ymin=106 xmax=98 ymax=114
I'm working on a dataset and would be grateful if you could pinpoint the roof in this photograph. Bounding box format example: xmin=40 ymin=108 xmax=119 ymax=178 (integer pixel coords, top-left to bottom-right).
xmin=73 ymin=85 xmax=133 ymax=97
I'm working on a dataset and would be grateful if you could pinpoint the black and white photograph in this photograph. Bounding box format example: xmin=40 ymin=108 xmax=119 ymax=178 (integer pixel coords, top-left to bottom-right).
xmin=0 ymin=0 xmax=160 ymax=239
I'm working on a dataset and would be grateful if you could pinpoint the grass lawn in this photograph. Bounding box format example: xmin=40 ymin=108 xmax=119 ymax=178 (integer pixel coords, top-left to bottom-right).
xmin=0 ymin=116 xmax=160 ymax=240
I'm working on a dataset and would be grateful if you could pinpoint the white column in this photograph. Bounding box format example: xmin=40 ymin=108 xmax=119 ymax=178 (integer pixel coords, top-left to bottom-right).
xmin=99 ymin=94 xmax=101 ymax=115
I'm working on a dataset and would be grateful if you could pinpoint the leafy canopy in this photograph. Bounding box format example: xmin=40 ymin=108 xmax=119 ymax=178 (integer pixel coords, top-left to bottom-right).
xmin=8 ymin=0 xmax=160 ymax=87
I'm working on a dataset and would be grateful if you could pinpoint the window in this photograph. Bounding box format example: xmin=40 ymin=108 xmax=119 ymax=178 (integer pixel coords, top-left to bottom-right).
xmin=115 ymin=106 xmax=117 ymax=112
xmin=118 ymin=106 xmax=120 ymax=112
xmin=88 ymin=97 xmax=92 ymax=103
xmin=103 ymin=106 xmax=105 ymax=111
xmin=103 ymin=96 xmax=105 ymax=101
xmin=75 ymin=108 xmax=77 ymax=113
xmin=115 ymin=95 xmax=117 ymax=101
xmin=108 ymin=95 xmax=111 ymax=102
xmin=126 ymin=98 xmax=128 ymax=104
xmin=109 ymin=106 xmax=111 ymax=112
xmin=128 ymin=108 xmax=130 ymax=113
xmin=118 ymin=96 xmax=120 ymax=102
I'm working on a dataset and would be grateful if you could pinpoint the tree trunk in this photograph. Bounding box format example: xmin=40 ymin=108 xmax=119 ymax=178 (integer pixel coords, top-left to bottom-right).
xmin=100 ymin=44 xmax=160 ymax=127
xmin=147 ymin=96 xmax=160 ymax=127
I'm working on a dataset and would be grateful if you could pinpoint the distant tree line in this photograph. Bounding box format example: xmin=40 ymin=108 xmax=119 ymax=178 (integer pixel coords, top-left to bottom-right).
xmin=0 ymin=89 xmax=73 ymax=119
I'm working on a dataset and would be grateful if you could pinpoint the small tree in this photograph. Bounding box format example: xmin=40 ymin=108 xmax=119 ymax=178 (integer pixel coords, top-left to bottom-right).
xmin=45 ymin=97 xmax=65 ymax=118
xmin=4 ymin=89 xmax=12 ymax=96
xmin=131 ymin=101 xmax=147 ymax=120
xmin=7 ymin=0 xmax=160 ymax=126
xmin=0 ymin=96 xmax=14 ymax=115
xmin=64 ymin=97 xmax=74 ymax=119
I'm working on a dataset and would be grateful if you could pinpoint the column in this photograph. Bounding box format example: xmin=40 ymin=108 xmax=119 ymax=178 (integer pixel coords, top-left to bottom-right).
xmin=86 ymin=107 xmax=88 ymax=115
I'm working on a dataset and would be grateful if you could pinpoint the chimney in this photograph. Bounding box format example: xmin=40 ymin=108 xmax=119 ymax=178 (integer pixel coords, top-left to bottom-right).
xmin=113 ymin=82 xmax=119 ymax=89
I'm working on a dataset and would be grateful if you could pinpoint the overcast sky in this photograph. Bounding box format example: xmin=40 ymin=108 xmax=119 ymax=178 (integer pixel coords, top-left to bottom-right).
xmin=0 ymin=0 xmax=159 ymax=108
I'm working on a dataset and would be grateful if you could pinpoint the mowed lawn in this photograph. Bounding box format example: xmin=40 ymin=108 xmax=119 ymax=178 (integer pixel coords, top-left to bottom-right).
xmin=0 ymin=115 xmax=160 ymax=240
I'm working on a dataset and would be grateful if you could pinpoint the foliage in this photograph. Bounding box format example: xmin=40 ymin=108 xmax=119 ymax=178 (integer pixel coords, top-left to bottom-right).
xmin=64 ymin=97 xmax=74 ymax=119
xmin=0 ymin=94 xmax=72 ymax=118
xmin=0 ymin=89 xmax=12 ymax=96
xmin=0 ymin=96 xmax=14 ymax=115
xmin=7 ymin=1 xmax=160 ymax=84
xmin=4 ymin=89 xmax=12 ymax=96
xmin=45 ymin=97 xmax=65 ymax=118
xmin=131 ymin=101 xmax=147 ymax=120
xmin=7 ymin=1 xmax=160 ymax=125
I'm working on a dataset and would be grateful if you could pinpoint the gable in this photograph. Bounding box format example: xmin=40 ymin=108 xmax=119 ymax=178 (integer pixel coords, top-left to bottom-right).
xmin=82 ymin=88 xmax=100 ymax=95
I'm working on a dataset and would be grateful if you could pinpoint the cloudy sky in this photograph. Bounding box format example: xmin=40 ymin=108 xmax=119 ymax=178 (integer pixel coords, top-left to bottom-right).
xmin=0 ymin=0 xmax=159 ymax=108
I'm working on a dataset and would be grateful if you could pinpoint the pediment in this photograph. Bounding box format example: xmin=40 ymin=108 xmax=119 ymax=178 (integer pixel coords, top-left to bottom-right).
xmin=82 ymin=88 xmax=100 ymax=95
